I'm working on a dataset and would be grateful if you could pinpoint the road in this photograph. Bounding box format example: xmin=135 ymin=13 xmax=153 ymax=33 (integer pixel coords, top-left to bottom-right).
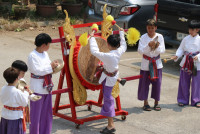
xmin=0 ymin=28 xmax=199 ymax=134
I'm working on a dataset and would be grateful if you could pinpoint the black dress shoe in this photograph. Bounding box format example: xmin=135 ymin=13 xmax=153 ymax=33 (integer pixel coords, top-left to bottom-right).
xmin=100 ymin=127 xmax=116 ymax=134
xmin=119 ymin=79 xmax=126 ymax=86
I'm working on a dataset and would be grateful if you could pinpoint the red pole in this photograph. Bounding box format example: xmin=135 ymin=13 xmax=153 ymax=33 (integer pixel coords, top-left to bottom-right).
xmin=53 ymin=68 xmax=65 ymax=114
xmin=98 ymin=89 xmax=103 ymax=104
xmin=115 ymin=96 xmax=122 ymax=111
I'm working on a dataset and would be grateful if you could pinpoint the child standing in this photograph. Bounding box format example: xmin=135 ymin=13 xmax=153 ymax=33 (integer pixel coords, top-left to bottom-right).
xmin=89 ymin=28 xmax=127 ymax=134
xmin=27 ymin=33 xmax=58 ymax=134
xmin=12 ymin=60 xmax=28 ymax=80
xmin=138 ymin=19 xmax=165 ymax=111
xmin=12 ymin=60 xmax=39 ymax=101
xmin=0 ymin=67 xmax=32 ymax=134
xmin=171 ymin=20 xmax=200 ymax=107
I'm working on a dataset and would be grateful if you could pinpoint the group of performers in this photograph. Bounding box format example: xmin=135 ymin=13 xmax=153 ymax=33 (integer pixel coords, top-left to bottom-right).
xmin=0 ymin=18 xmax=200 ymax=134
xmin=0 ymin=33 xmax=57 ymax=134
xmin=138 ymin=19 xmax=200 ymax=112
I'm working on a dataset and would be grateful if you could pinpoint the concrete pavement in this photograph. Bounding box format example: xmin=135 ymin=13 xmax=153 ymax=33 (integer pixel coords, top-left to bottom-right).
xmin=0 ymin=28 xmax=199 ymax=134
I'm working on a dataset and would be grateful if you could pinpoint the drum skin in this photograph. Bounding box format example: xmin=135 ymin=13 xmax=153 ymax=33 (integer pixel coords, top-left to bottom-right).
xmin=73 ymin=36 xmax=109 ymax=90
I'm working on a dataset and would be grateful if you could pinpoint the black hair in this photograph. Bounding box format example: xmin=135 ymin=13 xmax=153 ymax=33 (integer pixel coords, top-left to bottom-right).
xmin=107 ymin=34 xmax=120 ymax=48
xmin=3 ymin=67 xmax=20 ymax=84
xmin=12 ymin=60 xmax=28 ymax=72
xmin=146 ymin=19 xmax=157 ymax=27
xmin=34 ymin=33 xmax=52 ymax=47
xmin=188 ymin=20 xmax=200 ymax=29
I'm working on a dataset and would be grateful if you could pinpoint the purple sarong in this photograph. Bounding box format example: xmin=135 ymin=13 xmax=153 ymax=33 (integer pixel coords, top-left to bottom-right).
xmin=177 ymin=70 xmax=200 ymax=106
xmin=138 ymin=69 xmax=162 ymax=101
xmin=0 ymin=117 xmax=25 ymax=134
xmin=30 ymin=93 xmax=52 ymax=134
xmin=100 ymin=79 xmax=115 ymax=117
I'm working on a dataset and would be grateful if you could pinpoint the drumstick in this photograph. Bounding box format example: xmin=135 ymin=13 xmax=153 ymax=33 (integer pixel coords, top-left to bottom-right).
xmin=106 ymin=15 xmax=140 ymax=46
xmin=79 ymin=24 xmax=99 ymax=46
xmin=163 ymin=58 xmax=173 ymax=63
xmin=111 ymin=20 xmax=121 ymax=29
xmin=106 ymin=15 xmax=127 ymax=33
xmin=88 ymin=30 xmax=96 ymax=40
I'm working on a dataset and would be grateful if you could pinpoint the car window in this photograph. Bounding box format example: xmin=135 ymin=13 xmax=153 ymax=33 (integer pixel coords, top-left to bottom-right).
xmin=175 ymin=0 xmax=200 ymax=5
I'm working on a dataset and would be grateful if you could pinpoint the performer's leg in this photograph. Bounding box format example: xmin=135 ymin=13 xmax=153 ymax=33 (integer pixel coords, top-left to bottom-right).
xmin=138 ymin=70 xmax=151 ymax=101
xmin=39 ymin=94 xmax=53 ymax=134
xmin=30 ymin=93 xmax=44 ymax=134
xmin=0 ymin=117 xmax=6 ymax=134
xmin=100 ymin=79 xmax=116 ymax=133
xmin=191 ymin=71 xmax=200 ymax=106
xmin=0 ymin=118 xmax=24 ymax=134
xmin=151 ymin=69 xmax=162 ymax=101
xmin=100 ymin=79 xmax=115 ymax=118
xmin=107 ymin=117 xmax=114 ymax=129
xmin=177 ymin=70 xmax=191 ymax=105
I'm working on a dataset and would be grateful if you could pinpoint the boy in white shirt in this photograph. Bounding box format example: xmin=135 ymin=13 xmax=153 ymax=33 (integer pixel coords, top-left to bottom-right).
xmin=12 ymin=60 xmax=42 ymax=124
xmin=171 ymin=20 xmax=200 ymax=107
xmin=27 ymin=33 xmax=58 ymax=134
xmin=89 ymin=28 xmax=127 ymax=134
xmin=0 ymin=67 xmax=32 ymax=134
xmin=138 ymin=19 xmax=165 ymax=111
xmin=12 ymin=60 xmax=28 ymax=81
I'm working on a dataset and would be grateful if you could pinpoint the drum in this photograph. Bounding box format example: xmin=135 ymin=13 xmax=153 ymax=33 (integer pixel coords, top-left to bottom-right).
xmin=73 ymin=36 xmax=109 ymax=90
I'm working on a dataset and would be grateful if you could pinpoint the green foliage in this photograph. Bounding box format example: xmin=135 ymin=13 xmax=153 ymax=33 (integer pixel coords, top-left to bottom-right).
xmin=0 ymin=4 xmax=13 ymax=18
xmin=15 ymin=28 xmax=24 ymax=32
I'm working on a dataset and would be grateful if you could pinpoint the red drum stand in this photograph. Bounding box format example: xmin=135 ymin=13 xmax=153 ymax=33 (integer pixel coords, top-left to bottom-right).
xmin=51 ymin=25 xmax=142 ymax=128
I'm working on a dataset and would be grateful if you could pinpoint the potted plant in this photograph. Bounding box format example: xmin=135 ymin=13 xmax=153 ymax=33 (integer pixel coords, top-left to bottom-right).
xmin=13 ymin=0 xmax=30 ymax=19
xmin=36 ymin=0 xmax=57 ymax=17
xmin=0 ymin=0 xmax=13 ymax=16
xmin=61 ymin=0 xmax=83 ymax=16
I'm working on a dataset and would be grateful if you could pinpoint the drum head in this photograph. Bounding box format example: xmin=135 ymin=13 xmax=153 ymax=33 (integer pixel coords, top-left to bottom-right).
xmin=73 ymin=36 xmax=109 ymax=90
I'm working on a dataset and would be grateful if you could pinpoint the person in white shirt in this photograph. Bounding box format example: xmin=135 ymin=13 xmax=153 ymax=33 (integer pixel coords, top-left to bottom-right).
xmin=138 ymin=19 xmax=165 ymax=111
xmin=12 ymin=60 xmax=39 ymax=100
xmin=89 ymin=28 xmax=127 ymax=134
xmin=171 ymin=20 xmax=200 ymax=108
xmin=12 ymin=60 xmax=42 ymax=126
xmin=27 ymin=33 xmax=58 ymax=134
xmin=0 ymin=67 xmax=32 ymax=134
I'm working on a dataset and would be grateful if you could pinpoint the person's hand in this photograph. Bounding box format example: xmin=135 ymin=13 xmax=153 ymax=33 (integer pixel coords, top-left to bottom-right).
xmin=119 ymin=28 xmax=124 ymax=31
xmin=90 ymin=32 xmax=94 ymax=37
xmin=51 ymin=61 xmax=58 ymax=69
xmin=171 ymin=56 xmax=178 ymax=60
xmin=24 ymin=86 xmax=32 ymax=95
xmin=148 ymin=41 xmax=155 ymax=48
xmin=193 ymin=56 xmax=198 ymax=61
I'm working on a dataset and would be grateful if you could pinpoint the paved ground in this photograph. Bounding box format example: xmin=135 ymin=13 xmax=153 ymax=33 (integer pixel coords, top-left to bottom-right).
xmin=0 ymin=27 xmax=199 ymax=134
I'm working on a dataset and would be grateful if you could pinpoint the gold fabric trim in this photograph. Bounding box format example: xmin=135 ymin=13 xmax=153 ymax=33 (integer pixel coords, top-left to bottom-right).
xmin=111 ymin=81 xmax=120 ymax=98
xmin=63 ymin=10 xmax=87 ymax=105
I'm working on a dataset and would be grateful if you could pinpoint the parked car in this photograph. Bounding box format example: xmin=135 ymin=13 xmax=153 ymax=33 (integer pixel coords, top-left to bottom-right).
xmin=155 ymin=0 xmax=200 ymax=46
xmin=84 ymin=0 xmax=157 ymax=34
